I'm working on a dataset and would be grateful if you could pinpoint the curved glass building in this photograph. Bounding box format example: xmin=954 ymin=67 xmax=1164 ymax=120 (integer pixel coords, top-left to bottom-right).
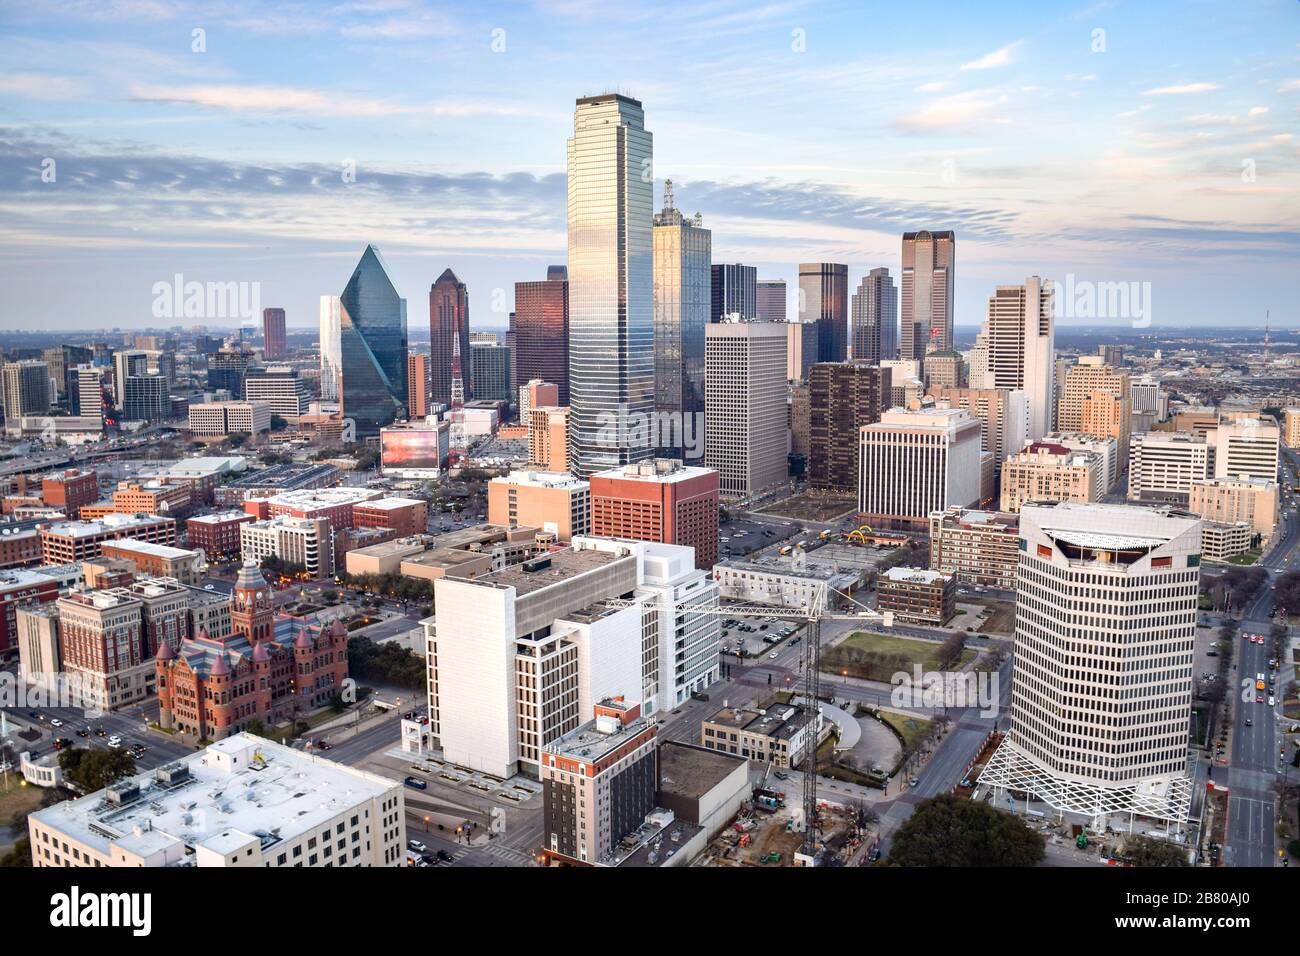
xmin=337 ymin=245 xmax=408 ymax=437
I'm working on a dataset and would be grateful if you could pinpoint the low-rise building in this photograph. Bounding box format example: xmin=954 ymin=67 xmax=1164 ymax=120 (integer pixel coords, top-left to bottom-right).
xmin=28 ymin=734 xmax=405 ymax=867
xmin=111 ymin=480 xmax=192 ymax=516
xmin=352 ymin=497 xmax=429 ymax=537
xmin=99 ymin=539 xmax=206 ymax=585
xmin=928 ymin=507 xmax=1020 ymax=590
xmin=240 ymin=516 xmax=334 ymax=578
xmin=487 ymin=470 xmax=591 ymax=542
xmin=1201 ymin=520 xmax=1255 ymax=563
xmin=1000 ymin=441 xmax=1101 ymax=513
xmin=188 ymin=400 xmax=272 ymax=437
xmin=185 ymin=511 xmax=256 ymax=560
xmin=700 ymin=697 xmax=822 ymax=768
xmin=39 ymin=513 xmax=178 ymax=565
xmin=1188 ymin=476 xmax=1278 ymax=539
xmin=876 ymin=566 xmax=956 ymax=624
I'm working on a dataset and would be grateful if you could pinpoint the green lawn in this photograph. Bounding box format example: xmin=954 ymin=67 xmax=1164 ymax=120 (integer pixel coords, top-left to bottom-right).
xmin=831 ymin=631 xmax=974 ymax=668
xmin=1227 ymin=550 xmax=1262 ymax=566
xmin=0 ymin=776 xmax=43 ymax=829
xmin=877 ymin=709 xmax=933 ymax=749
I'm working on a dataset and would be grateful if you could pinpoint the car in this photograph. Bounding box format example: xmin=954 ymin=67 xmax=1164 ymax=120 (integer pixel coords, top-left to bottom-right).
xmin=76 ymin=728 xmax=89 ymax=738
xmin=107 ymin=734 xmax=121 ymax=744
xmin=204 ymin=584 xmax=215 ymax=591
xmin=95 ymin=728 xmax=107 ymax=737
xmin=1256 ymin=695 xmax=1265 ymax=704
xmin=107 ymin=739 xmax=122 ymax=749
xmin=1257 ymin=672 xmax=1265 ymax=682
xmin=316 ymin=740 xmax=333 ymax=751
xmin=908 ymin=778 xmax=919 ymax=788
xmin=773 ymin=770 xmax=789 ymax=780
xmin=436 ymin=849 xmax=454 ymax=862
xmin=405 ymin=776 xmax=428 ymax=790
xmin=1268 ymin=696 xmax=1275 ymax=706
xmin=408 ymin=839 xmax=428 ymax=853
xmin=1245 ymin=718 xmax=1253 ymax=727
xmin=768 ymin=651 xmax=778 ymax=659
xmin=866 ymin=847 xmax=882 ymax=863
xmin=49 ymin=718 xmax=63 ymax=728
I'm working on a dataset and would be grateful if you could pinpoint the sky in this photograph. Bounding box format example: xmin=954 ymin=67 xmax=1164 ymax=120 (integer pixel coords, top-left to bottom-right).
xmin=0 ymin=0 xmax=1298 ymax=332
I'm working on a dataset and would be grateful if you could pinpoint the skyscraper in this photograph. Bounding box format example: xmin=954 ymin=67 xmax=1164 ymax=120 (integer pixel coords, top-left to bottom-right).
xmin=653 ymin=180 xmax=711 ymax=460
xmin=798 ymin=262 xmax=848 ymax=363
xmin=262 ymin=307 xmax=287 ymax=360
xmin=807 ymin=362 xmax=890 ymax=491
xmin=982 ymin=275 xmax=1054 ymax=442
xmin=513 ymin=266 xmax=569 ymax=405
xmin=337 ymin=245 xmax=408 ymax=436
xmin=566 ymin=93 xmax=654 ymax=477
xmin=407 ymin=352 xmax=431 ymax=419
xmin=980 ymin=502 xmax=1200 ymax=826
xmin=900 ymin=230 xmax=956 ymax=359
xmin=756 ymin=279 xmax=787 ymax=323
xmin=470 ymin=341 xmax=512 ymax=402
xmin=705 ymin=323 xmax=788 ymax=500
xmin=1056 ymin=355 xmax=1130 ymax=461
xmin=710 ymin=263 xmax=756 ymax=323
xmin=318 ymin=296 xmax=342 ymax=403
xmin=429 ymin=268 xmax=471 ymax=406
xmin=1 ymin=361 xmax=52 ymax=422
xmin=850 ymin=267 xmax=898 ymax=364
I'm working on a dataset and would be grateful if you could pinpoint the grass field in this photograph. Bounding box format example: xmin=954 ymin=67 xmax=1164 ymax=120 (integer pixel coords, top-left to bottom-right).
xmin=757 ymin=492 xmax=857 ymax=522
xmin=0 ymin=776 xmax=43 ymax=830
xmin=877 ymin=709 xmax=932 ymax=749
xmin=823 ymin=631 xmax=976 ymax=681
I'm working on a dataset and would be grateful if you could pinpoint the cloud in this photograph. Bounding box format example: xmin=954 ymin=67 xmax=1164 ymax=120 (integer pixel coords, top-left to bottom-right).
xmin=896 ymin=90 xmax=1010 ymax=132
xmin=126 ymin=83 xmax=534 ymax=119
xmin=1142 ymin=82 xmax=1219 ymax=96
xmin=960 ymin=41 xmax=1021 ymax=71
xmin=0 ymin=73 xmax=84 ymax=99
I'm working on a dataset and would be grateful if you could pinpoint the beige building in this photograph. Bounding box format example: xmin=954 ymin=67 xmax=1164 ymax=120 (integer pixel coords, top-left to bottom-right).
xmin=1188 ymin=476 xmax=1278 ymax=538
xmin=345 ymin=537 xmax=430 ymax=577
xmin=528 ymin=405 xmax=569 ymax=472
xmin=188 ymin=400 xmax=272 ymax=437
xmin=1283 ymin=407 xmax=1300 ymax=449
xmin=930 ymin=386 xmax=1029 ymax=470
xmin=1000 ymin=441 xmax=1101 ymax=513
xmin=1213 ymin=416 xmax=1280 ymax=482
xmin=705 ymin=322 xmax=788 ymax=501
xmin=1201 ymin=520 xmax=1254 ymax=563
xmin=487 ymin=470 xmax=591 ymax=542
xmin=928 ymin=507 xmax=1020 ymax=590
xmin=28 ymin=735 xmax=405 ymax=868
xmin=100 ymin=539 xmax=206 ymax=585
xmin=239 ymin=515 xmax=334 ymax=578
xmin=700 ymin=697 xmax=821 ymax=768
xmin=1127 ymin=431 xmax=1210 ymax=504
xmin=15 ymin=604 xmax=61 ymax=694
xmin=1056 ymin=357 xmax=1131 ymax=461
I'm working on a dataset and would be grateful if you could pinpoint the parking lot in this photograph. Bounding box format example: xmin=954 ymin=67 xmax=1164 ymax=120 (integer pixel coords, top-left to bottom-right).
xmin=719 ymin=517 xmax=798 ymax=559
xmin=719 ymin=613 xmax=807 ymax=659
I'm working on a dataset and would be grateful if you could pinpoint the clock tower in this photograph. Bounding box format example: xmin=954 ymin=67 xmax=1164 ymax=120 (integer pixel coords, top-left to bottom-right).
xmin=231 ymin=555 xmax=274 ymax=645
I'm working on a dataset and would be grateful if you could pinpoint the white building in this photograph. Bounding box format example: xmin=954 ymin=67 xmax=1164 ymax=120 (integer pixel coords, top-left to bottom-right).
xmin=1212 ymin=416 xmax=1280 ymax=482
xmin=28 ymin=735 xmax=405 ymax=867
xmin=1043 ymin=431 xmax=1119 ymax=492
xmin=1127 ymin=431 xmax=1210 ymax=503
xmin=980 ymin=502 xmax=1201 ymax=826
xmin=981 ymin=276 xmax=1054 ymax=441
xmin=859 ymin=406 xmax=982 ymax=530
xmin=240 ymin=515 xmax=333 ymax=577
xmin=704 ymin=322 xmax=788 ymax=500
xmin=188 ymin=400 xmax=272 ymax=437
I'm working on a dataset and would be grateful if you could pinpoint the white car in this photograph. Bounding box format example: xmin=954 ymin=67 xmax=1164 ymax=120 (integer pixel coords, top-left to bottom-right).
xmin=1257 ymin=672 xmax=1266 ymax=682
xmin=107 ymin=739 xmax=122 ymax=749
xmin=49 ymin=718 xmax=63 ymax=727
xmin=1268 ymin=696 xmax=1275 ymax=706
xmin=768 ymin=651 xmax=778 ymax=659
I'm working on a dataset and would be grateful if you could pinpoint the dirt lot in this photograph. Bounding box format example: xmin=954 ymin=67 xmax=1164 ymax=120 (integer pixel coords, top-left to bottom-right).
xmin=758 ymin=492 xmax=857 ymax=522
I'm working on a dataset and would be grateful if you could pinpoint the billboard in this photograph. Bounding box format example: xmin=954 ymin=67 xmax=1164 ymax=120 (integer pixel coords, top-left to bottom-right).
xmin=381 ymin=426 xmax=446 ymax=477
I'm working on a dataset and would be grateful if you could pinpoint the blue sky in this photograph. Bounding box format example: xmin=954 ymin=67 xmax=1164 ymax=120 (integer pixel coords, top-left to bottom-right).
xmin=1 ymin=0 xmax=1297 ymax=331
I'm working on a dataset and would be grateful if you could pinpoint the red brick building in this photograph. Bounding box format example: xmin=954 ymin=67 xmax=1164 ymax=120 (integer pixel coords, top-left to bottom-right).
xmin=352 ymin=497 xmax=428 ymax=537
xmin=156 ymin=559 xmax=349 ymax=741
xmin=589 ymin=460 xmax=721 ymax=570
xmin=186 ymin=511 xmax=256 ymax=560
xmin=0 ymin=569 xmax=59 ymax=659
xmin=41 ymin=469 xmax=99 ymax=519
xmin=0 ymin=528 xmax=41 ymax=569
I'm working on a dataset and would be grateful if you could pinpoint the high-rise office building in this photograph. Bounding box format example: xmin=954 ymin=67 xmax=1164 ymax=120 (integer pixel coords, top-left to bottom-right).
xmin=337 ymin=245 xmax=408 ymax=436
xmin=786 ymin=320 xmax=817 ymax=383
xmin=807 ymin=362 xmax=890 ymax=491
xmin=756 ymin=279 xmax=786 ymax=323
xmin=710 ymin=263 xmax=757 ymax=323
xmin=407 ymin=352 xmax=431 ymax=419
xmin=981 ymin=502 xmax=1200 ymax=825
xmin=318 ymin=296 xmax=342 ymax=402
xmin=900 ymin=230 xmax=956 ymax=360
xmin=470 ymin=341 xmax=512 ymax=402
xmin=930 ymin=386 xmax=1029 ymax=472
xmin=589 ymin=458 xmax=720 ymax=570
xmin=923 ymin=351 xmax=965 ymax=392
xmin=799 ymin=262 xmax=848 ymax=363
xmin=1 ymin=361 xmax=52 ymax=422
xmin=653 ymin=182 xmax=711 ymax=460
xmin=430 ymin=268 xmax=471 ymax=406
xmin=567 ymin=94 xmax=654 ymax=477
xmin=850 ymin=267 xmax=898 ymax=364
xmin=858 ymin=406 xmax=982 ymax=530
xmin=245 ymin=367 xmax=311 ymax=419
xmin=982 ymin=276 xmax=1054 ymax=442
xmin=513 ymin=266 xmax=569 ymax=405
xmin=120 ymin=374 xmax=170 ymax=423
xmin=1127 ymin=432 xmax=1210 ymax=504
xmin=112 ymin=350 xmax=148 ymax=409
xmin=704 ymin=323 xmax=788 ymax=500
xmin=75 ymin=366 xmax=110 ymax=424
xmin=262 ymin=307 xmax=287 ymax=360
xmin=1056 ymin=356 xmax=1130 ymax=462
xmin=1213 ymin=416 xmax=1281 ymax=482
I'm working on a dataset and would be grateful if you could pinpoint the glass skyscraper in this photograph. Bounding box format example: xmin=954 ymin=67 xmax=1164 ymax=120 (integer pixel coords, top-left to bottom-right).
xmin=337 ymin=244 xmax=408 ymax=436
xmin=799 ymin=262 xmax=848 ymax=363
xmin=318 ymin=296 xmax=342 ymax=403
xmin=901 ymin=229 xmax=956 ymax=360
xmin=850 ymin=267 xmax=898 ymax=364
xmin=566 ymin=93 xmax=654 ymax=477
xmin=653 ymin=180 xmax=710 ymax=460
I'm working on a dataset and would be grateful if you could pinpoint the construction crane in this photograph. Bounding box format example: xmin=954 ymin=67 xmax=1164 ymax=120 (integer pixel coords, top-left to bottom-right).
xmin=608 ymin=582 xmax=892 ymax=863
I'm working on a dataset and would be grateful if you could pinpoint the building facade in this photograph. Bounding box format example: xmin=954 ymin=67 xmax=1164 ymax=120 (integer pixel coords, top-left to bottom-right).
xmin=704 ymin=322 xmax=788 ymax=500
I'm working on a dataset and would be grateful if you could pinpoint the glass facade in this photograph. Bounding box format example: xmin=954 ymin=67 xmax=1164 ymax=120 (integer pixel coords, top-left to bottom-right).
xmin=429 ymin=268 xmax=471 ymax=406
xmin=567 ymin=94 xmax=654 ymax=477
xmin=653 ymin=189 xmax=710 ymax=460
xmin=513 ymin=266 xmax=569 ymax=405
xmin=798 ymin=262 xmax=848 ymax=364
xmin=318 ymin=295 xmax=342 ymax=402
xmin=850 ymin=267 xmax=898 ymax=364
xmin=338 ymin=245 xmax=408 ymax=436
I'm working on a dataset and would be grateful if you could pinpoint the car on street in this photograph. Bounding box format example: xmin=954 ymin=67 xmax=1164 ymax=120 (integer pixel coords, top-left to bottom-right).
xmin=76 ymin=728 xmax=89 ymax=738
xmin=107 ymin=738 xmax=122 ymax=749
xmin=768 ymin=651 xmax=778 ymax=659
xmin=867 ymin=847 xmax=882 ymax=863
xmin=1268 ymin=696 xmax=1275 ymax=706
xmin=773 ymin=771 xmax=788 ymax=780
xmin=408 ymin=839 xmax=427 ymax=854
xmin=436 ymin=849 xmax=454 ymax=862
xmin=404 ymin=776 xmax=427 ymax=790
xmin=1256 ymin=695 xmax=1265 ymax=704
xmin=1245 ymin=718 xmax=1253 ymax=727
xmin=49 ymin=718 xmax=63 ymax=727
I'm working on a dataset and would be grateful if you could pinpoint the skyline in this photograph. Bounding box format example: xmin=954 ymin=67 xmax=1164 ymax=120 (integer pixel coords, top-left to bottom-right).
xmin=0 ymin=0 xmax=1298 ymax=330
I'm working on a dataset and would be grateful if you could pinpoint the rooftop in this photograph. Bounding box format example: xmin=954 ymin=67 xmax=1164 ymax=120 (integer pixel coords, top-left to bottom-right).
xmin=103 ymin=539 xmax=200 ymax=560
xmin=42 ymin=513 xmax=169 ymax=538
xmin=264 ymin=487 xmax=383 ymax=510
xmin=187 ymin=510 xmax=256 ymax=525
xmin=495 ymin=470 xmax=589 ymax=490
xmin=472 ymin=547 xmax=627 ymax=595
xmin=29 ymin=735 xmax=398 ymax=864
xmin=591 ymin=459 xmax=717 ymax=484
xmin=657 ymin=741 xmax=746 ymax=801
xmin=355 ymin=496 xmax=425 ymax=511
xmin=881 ymin=567 xmax=951 ymax=585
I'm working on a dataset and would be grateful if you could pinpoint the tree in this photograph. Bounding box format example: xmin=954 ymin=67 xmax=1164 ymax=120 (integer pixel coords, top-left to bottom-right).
xmin=845 ymin=798 xmax=879 ymax=835
xmin=1122 ymin=834 xmax=1190 ymax=867
xmin=59 ymin=747 xmax=136 ymax=793
xmin=888 ymin=794 xmax=1044 ymax=866
xmin=0 ymin=837 xmax=31 ymax=868
xmin=246 ymin=717 xmax=267 ymax=738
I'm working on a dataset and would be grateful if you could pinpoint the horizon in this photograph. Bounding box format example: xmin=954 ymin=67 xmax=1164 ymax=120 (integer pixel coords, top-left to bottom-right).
xmin=1 ymin=1 xmax=1298 ymax=331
